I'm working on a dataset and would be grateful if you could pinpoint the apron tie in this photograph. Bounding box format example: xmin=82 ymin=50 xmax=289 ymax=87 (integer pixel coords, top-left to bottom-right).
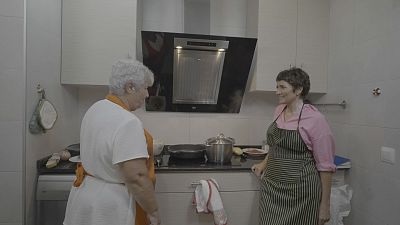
xmin=73 ymin=162 xmax=92 ymax=187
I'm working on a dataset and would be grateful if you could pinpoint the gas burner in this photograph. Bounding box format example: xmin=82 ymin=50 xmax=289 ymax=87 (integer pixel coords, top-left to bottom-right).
xmin=167 ymin=156 xmax=206 ymax=167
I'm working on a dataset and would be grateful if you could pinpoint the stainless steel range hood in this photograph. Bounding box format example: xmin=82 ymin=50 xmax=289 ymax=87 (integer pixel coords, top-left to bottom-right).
xmin=141 ymin=31 xmax=257 ymax=113
xmin=173 ymin=38 xmax=229 ymax=104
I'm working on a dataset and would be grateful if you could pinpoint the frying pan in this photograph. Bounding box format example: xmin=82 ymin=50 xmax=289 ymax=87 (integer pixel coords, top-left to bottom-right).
xmin=167 ymin=144 xmax=206 ymax=159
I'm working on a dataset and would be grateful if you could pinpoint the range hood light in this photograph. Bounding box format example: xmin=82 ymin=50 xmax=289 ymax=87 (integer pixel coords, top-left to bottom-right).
xmin=176 ymin=46 xmax=183 ymax=49
xmin=218 ymin=48 xmax=225 ymax=52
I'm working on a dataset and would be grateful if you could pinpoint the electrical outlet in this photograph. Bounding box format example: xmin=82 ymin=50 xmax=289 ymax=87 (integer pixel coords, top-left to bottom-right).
xmin=380 ymin=146 xmax=396 ymax=164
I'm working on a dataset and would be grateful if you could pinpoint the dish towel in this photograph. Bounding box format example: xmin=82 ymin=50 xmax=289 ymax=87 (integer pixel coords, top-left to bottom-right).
xmin=193 ymin=179 xmax=228 ymax=225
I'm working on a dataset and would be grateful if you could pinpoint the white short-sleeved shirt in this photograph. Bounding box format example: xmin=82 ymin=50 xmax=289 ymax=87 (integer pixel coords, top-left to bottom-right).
xmin=64 ymin=99 xmax=149 ymax=225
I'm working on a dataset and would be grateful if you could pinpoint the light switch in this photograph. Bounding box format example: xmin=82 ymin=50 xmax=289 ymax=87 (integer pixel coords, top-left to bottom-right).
xmin=380 ymin=146 xmax=396 ymax=164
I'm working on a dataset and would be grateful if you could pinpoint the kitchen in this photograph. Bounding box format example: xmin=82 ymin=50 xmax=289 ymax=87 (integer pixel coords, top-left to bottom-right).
xmin=1 ymin=0 xmax=399 ymax=225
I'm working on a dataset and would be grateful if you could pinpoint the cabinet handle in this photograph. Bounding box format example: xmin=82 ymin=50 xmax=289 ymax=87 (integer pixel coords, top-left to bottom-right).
xmin=190 ymin=181 xmax=201 ymax=186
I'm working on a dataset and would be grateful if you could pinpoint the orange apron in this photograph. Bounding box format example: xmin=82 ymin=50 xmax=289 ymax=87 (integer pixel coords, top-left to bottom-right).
xmin=73 ymin=94 xmax=156 ymax=225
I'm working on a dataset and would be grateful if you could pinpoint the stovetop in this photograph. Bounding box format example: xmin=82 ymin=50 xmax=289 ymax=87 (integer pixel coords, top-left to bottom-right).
xmin=154 ymin=145 xmax=265 ymax=172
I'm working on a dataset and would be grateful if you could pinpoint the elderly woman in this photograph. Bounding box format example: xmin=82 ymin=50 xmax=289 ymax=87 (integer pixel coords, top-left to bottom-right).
xmin=252 ymin=68 xmax=335 ymax=225
xmin=64 ymin=58 xmax=160 ymax=225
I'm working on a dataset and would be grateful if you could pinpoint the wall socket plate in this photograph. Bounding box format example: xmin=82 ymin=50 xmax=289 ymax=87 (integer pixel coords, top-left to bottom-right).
xmin=381 ymin=146 xmax=396 ymax=164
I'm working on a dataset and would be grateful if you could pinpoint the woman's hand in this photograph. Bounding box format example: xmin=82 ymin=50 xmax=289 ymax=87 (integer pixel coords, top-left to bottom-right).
xmin=251 ymin=162 xmax=266 ymax=177
xmin=147 ymin=210 xmax=161 ymax=225
xmin=318 ymin=203 xmax=330 ymax=225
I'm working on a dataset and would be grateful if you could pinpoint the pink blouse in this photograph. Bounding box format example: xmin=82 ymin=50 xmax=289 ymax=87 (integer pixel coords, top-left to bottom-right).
xmin=273 ymin=104 xmax=336 ymax=171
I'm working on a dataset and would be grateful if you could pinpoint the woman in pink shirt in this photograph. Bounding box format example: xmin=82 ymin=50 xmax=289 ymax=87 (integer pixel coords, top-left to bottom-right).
xmin=252 ymin=68 xmax=335 ymax=225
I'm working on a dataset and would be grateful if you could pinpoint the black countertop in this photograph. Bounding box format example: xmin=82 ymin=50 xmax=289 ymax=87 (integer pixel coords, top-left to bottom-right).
xmin=37 ymin=145 xmax=349 ymax=175
xmin=37 ymin=145 xmax=264 ymax=174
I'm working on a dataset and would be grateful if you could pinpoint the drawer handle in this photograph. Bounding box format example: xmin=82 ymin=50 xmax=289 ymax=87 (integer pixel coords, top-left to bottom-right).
xmin=190 ymin=181 xmax=201 ymax=186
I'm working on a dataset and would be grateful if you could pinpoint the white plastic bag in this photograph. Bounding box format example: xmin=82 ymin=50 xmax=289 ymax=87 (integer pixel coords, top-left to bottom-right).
xmin=326 ymin=185 xmax=353 ymax=225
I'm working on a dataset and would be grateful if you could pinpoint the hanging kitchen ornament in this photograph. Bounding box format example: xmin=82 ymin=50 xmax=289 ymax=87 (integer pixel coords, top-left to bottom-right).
xmin=29 ymin=85 xmax=58 ymax=134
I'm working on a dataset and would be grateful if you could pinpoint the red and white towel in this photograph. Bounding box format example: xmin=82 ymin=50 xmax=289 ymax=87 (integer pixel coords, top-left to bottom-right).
xmin=193 ymin=179 xmax=228 ymax=225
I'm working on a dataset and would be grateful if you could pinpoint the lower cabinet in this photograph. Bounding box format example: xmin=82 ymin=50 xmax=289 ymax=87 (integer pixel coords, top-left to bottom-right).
xmin=155 ymin=172 xmax=260 ymax=225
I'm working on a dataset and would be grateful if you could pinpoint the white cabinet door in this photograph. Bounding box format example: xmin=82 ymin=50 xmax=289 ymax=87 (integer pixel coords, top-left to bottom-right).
xmin=61 ymin=0 xmax=138 ymax=85
xmin=296 ymin=0 xmax=330 ymax=93
xmin=155 ymin=172 xmax=260 ymax=225
xmin=250 ymin=0 xmax=297 ymax=91
xmin=156 ymin=191 xmax=259 ymax=225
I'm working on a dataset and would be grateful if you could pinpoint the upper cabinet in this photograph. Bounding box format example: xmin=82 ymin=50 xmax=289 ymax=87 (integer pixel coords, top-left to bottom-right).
xmin=60 ymin=0 xmax=328 ymax=87
xmin=296 ymin=0 xmax=329 ymax=93
xmin=250 ymin=0 xmax=330 ymax=93
xmin=61 ymin=0 xmax=138 ymax=85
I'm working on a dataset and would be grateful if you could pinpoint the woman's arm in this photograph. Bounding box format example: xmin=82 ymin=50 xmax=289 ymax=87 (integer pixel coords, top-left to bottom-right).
xmin=119 ymin=158 xmax=160 ymax=224
xmin=318 ymin=171 xmax=333 ymax=225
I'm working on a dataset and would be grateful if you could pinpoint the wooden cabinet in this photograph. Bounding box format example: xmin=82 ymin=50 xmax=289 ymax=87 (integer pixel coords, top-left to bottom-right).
xmin=155 ymin=172 xmax=260 ymax=225
xmin=61 ymin=0 xmax=138 ymax=85
xmin=250 ymin=0 xmax=329 ymax=93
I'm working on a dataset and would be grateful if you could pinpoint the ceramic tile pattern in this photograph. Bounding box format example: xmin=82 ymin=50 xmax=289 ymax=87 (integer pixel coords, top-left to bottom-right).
xmin=328 ymin=0 xmax=400 ymax=224
xmin=0 ymin=0 xmax=398 ymax=224
xmin=0 ymin=0 xmax=24 ymax=224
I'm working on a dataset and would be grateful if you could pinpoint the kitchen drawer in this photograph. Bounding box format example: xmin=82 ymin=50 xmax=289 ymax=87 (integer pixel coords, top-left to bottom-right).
xmin=155 ymin=172 xmax=260 ymax=193
xmin=37 ymin=175 xmax=75 ymax=200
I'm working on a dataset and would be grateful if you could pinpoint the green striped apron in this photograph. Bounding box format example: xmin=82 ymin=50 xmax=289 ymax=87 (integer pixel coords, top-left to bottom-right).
xmin=260 ymin=104 xmax=321 ymax=225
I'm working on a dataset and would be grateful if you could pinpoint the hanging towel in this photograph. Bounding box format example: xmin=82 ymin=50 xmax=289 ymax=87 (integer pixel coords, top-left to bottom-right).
xmin=193 ymin=179 xmax=228 ymax=225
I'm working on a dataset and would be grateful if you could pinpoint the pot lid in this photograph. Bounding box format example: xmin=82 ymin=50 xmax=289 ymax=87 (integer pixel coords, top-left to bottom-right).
xmin=206 ymin=133 xmax=235 ymax=145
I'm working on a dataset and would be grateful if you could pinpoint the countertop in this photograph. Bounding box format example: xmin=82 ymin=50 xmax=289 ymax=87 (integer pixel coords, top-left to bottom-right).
xmin=37 ymin=145 xmax=349 ymax=175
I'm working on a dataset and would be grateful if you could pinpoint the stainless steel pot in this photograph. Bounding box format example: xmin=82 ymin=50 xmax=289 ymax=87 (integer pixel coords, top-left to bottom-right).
xmin=205 ymin=133 xmax=235 ymax=164
xmin=167 ymin=144 xmax=206 ymax=159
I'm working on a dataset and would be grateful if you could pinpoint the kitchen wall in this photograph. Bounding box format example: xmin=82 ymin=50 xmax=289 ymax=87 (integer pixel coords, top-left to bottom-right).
xmin=25 ymin=0 xmax=80 ymax=224
xmin=0 ymin=0 xmax=25 ymax=225
xmin=324 ymin=0 xmax=400 ymax=224
xmin=14 ymin=0 xmax=400 ymax=225
xmin=77 ymin=86 xmax=277 ymax=146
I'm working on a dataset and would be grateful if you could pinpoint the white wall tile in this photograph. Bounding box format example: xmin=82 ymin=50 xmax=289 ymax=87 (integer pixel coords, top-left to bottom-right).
xmin=321 ymin=86 xmax=353 ymax=125
xmin=189 ymin=117 xmax=250 ymax=144
xmin=239 ymin=92 xmax=277 ymax=117
xmin=349 ymin=82 xmax=385 ymax=127
xmin=373 ymin=128 xmax=400 ymax=180
xmin=329 ymin=0 xmax=355 ymax=51
xmin=0 ymin=69 xmax=25 ymax=122
xmin=352 ymin=38 xmax=388 ymax=85
xmin=0 ymin=17 xmax=24 ymax=70
xmin=346 ymin=167 xmax=398 ymax=225
xmin=329 ymin=122 xmax=351 ymax=157
xmin=0 ymin=172 xmax=22 ymax=223
xmin=246 ymin=117 xmax=272 ymax=146
xmin=327 ymin=47 xmax=356 ymax=89
xmin=0 ymin=0 xmax=24 ymax=17
xmin=347 ymin=166 xmax=400 ymax=225
xmin=383 ymin=79 xmax=400 ymax=128
xmin=0 ymin=121 xmax=23 ymax=171
xmin=353 ymin=0 xmax=392 ymax=43
xmin=390 ymin=0 xmax=400 ymax=32
xmin=385 ymin=29 xmax=400 ymax=81
xmin=346 ymin=125 xmax=384 ymax=170
xmin=137 ymin=112 xmax=190 ymax=144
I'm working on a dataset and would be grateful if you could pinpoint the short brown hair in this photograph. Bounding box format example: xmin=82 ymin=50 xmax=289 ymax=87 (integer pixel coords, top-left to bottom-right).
xmin=276 ymin=67 xmax=310 ymax=98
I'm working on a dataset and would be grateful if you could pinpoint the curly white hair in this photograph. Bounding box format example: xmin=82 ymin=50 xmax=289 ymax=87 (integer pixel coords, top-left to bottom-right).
xmin=109 ymin=58 xmax=154 ymax=96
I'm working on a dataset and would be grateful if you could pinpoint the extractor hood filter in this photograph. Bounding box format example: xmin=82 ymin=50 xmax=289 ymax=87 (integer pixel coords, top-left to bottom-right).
xmin=173 ymin=38 xmax=229 ymax=104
